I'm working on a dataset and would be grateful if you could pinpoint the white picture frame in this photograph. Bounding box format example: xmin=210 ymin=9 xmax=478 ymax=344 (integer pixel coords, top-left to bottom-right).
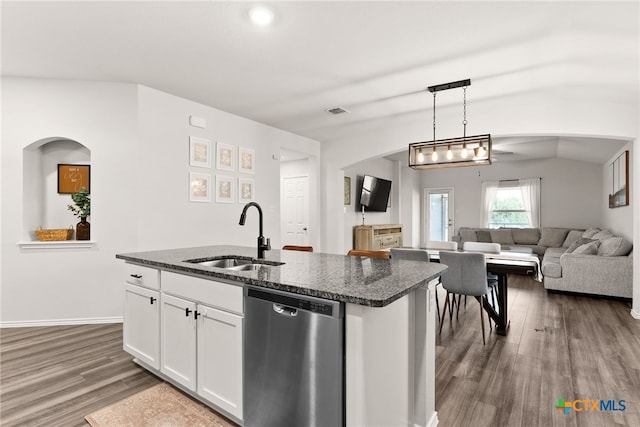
xmin=216 ymin=142 xmax=236 ymax=171
xmin=215 ymin=175 xmax=235 ymax=203
xmin=238 ymin=146 xmax=256 ymax=174
xmin=238 ymin=178 xmax=255 ymax=202
xmin=189 ymin=172 xmax=211 ymax=202
xmin=189 ymin=136 xmax=211 ymax=168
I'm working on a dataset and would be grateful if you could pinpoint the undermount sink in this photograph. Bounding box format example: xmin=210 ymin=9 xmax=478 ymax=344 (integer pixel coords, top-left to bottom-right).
xmin=184 ymin=256 xmax=284 ymax=271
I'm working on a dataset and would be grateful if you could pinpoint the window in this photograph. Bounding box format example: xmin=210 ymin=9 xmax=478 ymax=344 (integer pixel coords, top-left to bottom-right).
xmin=489 ymin=184 xmax=529 ymax=228
xmin=481 ymin=178 xmax=540 ymax=228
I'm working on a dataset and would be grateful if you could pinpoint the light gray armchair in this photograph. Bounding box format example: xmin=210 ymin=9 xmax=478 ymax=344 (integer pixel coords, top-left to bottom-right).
xmin=438 ymin=251 xmax=491 ymax=345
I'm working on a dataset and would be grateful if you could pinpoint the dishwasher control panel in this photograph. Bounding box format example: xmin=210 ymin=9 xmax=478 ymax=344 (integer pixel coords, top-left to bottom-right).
xmin=247 ymin=287 xmax=337 ymax=317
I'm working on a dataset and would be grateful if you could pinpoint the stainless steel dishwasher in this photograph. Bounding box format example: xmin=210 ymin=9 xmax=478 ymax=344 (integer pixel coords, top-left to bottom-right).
xmin=244 ymin=286 xmax=345 ymax=427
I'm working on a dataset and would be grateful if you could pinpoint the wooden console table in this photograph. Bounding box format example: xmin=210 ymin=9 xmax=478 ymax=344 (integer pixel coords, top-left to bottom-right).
xmin=353 ymin=224 xmax=403 ymax=251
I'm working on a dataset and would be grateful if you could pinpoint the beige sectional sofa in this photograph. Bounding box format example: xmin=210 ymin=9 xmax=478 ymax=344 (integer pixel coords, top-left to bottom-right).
xmin=453 ymin=226 xmax=633 ymax=298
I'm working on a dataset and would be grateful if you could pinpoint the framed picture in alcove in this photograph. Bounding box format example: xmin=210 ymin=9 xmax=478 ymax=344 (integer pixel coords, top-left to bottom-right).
xmin=608 ymin=150 xmax=629 ymax=208
xmin=58 ymin=164 xmax=91 ymax=194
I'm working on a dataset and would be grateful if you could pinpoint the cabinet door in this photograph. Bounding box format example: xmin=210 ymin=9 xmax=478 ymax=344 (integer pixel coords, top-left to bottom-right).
xmin=197 ymin=304 xmax=243 ymax=420
xmin=123 ymin=283 xmax=160 ymax=369
xmin=161 ymin=293 xmax=197 ymax=391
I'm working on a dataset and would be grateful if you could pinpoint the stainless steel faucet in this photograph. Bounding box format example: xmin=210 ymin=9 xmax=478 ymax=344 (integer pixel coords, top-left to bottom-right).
xmin=239 ymin=202 xmax=271 ymax=259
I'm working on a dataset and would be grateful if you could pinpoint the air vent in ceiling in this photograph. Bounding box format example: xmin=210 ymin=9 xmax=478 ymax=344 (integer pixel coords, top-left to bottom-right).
xmin=326 ymin=106 xmax=350 ymax=115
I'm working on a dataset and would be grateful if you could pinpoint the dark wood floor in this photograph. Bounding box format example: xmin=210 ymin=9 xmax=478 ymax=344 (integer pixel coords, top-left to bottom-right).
xmin=1 ymin=276 xmax=639 ymax=426
xmin=0 ymin=323 xmax=161 ymax=426
xmin=436 ymin=274 xmax=640 ymax=427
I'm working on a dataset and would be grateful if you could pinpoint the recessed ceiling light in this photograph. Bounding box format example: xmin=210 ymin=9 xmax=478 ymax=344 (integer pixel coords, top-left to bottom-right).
xmin=249 ymin=6 xmax=274 ymax=27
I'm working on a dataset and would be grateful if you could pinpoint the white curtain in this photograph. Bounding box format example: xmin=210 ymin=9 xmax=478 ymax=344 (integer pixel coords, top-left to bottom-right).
xmin=519 ymin=177 xmax=541 ymax=228
xmin=480 ymin=181 xmax=499 ymax=227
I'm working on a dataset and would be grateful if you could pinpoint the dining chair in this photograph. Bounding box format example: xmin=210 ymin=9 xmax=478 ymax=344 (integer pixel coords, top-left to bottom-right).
xmin=438 ymin=251 xmax=492 ymax=345
xmin=461 ymin=241 xmax=500 ymax=324
xmin=347 ymin=249 xmax=389 ymax=259
xmin=389 ymin=248 xmax=441 ymax=318
xmin=282 ymin=245 xmax=314 ymax=252
xmin=462 ymin=241 xmax=501 ymax=253
xmin=424 ymin=240 xmax=458 ymax=253
xmin=421 ymin=242 xmax=458 ymax=321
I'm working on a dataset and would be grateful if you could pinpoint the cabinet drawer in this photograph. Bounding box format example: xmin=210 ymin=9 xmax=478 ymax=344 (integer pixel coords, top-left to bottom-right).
xmin=125 ymin=263 xmax=160 ymax=290
xmin=162 ymin=271 xmax=243 ymax=315
xmin=378 ymin=234 xmax=401 ymax=249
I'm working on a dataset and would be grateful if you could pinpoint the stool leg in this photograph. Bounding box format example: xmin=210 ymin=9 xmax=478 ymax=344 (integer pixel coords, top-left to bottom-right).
xmin=439 ymin=292 xmax=450 ymax=336
xmin=479 ymin=297 xmax=486 ymax=345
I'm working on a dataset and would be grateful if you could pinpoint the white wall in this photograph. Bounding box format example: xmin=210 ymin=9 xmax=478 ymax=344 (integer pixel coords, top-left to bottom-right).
xmin=420 ymin=157 xmax=604 ymax=232
xmin=0 ymin=79 xmax=321 ymax=325
xmin=602 ymin=143 xmax=634 ymax=241
xmin=343 ymin=158 xmax=395 ymax=251
xmin=1 ymin=78 xmax=139 ymax=325
xmin=135 ymin=86 xmax=319 ymax=251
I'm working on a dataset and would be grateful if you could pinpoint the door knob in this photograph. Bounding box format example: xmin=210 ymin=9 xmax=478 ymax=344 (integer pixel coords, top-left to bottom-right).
xmin=303 ymin=227 xmax=308 ymax=231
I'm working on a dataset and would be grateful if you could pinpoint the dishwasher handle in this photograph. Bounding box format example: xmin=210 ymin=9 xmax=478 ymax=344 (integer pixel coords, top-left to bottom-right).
xmin=273 ymin=304 xmax=298 ymax=317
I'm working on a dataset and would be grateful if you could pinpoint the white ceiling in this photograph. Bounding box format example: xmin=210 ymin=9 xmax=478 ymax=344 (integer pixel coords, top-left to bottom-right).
xmin=2 ymin=1 xmax=638 ymax=163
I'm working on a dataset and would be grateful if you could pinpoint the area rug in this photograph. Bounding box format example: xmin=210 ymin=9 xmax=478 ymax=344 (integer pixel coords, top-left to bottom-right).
xmin=85 ymin=382 xmax=237 ymax=427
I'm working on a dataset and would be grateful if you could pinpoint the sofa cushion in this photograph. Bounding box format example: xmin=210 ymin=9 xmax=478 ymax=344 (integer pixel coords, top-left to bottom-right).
xmin=512 ymin=228 xmax=540 ymax=245
xmin=591 ymin=230 xmax=613 ymax=241
xmin=562 ymin=230 xmax=585 ymax=248
xmin=541 ymin=247 xmax=565 ymax=278
xmin=598 ymin=236 xmax=633 ymax=257
xmin=538 ymin=227 xmax=570 ymax=247
xmin=573 ymin=240 xmax=600 ymax=255
xmin=490 ymin=229 xmax=514 ymax=245
xmin=476 ymin=230 xmax=492 ymax=243
xmin=565 ymin=238 xmax=595 ymax=254
xmin=582 ymin=227 xmax=601 ymax=238
xmin=459 ymin=228 xmax=478 ymax=243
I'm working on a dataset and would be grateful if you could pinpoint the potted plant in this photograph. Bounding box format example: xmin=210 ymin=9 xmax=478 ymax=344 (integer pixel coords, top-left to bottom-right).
xmin=68 ymin=187 xmax=91 ymax=240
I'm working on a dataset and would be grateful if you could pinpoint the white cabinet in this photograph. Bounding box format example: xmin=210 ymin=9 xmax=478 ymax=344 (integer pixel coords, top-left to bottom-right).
xmin=160 ymin=271 xmax=244 ymax=421
xmin=161 ymin=293 xmax=197 ymax=391
xmin=197 ymin=304 xmax=243 ymax=419
xmin=123 ymin=265 xmax=160 ymax=369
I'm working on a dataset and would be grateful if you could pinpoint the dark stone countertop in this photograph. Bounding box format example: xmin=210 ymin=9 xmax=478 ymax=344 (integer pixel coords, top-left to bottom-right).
xmin=116 ymin=245 xmax=447 ymax=307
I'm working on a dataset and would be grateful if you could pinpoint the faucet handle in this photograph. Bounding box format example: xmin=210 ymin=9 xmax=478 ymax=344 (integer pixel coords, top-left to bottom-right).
xmin=265 ymin=237 xmax=271 ymax=250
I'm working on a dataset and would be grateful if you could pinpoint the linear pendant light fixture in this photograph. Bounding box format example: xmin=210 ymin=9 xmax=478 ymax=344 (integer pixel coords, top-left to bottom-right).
xmin=409 ymin=79 xmax=491 ymax=169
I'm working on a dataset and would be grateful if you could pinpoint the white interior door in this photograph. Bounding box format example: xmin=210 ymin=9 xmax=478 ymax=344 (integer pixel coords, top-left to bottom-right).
xmin=424 ymin=188 xmax=454 ymax=242
xmin=282 ymin=176 xmax=309 ymax=246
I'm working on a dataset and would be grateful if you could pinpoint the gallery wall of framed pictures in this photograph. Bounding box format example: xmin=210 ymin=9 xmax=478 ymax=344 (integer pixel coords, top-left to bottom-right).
xmin=187 ymin=116 xmax=256 ymax=204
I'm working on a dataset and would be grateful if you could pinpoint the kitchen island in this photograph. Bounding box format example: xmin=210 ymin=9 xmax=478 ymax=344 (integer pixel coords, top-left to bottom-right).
xmin=117 ymin=245 xmax=446 ymax=427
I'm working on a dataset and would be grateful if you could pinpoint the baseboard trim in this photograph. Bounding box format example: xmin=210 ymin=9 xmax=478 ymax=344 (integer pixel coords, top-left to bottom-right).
xmin=415 ymin=411 xmax=438 ymax=427
xmin=631 ymin=309 xmax=640 ymax=320
xmin=428 ymin=412 xmax=439 ymax=427
xmin=0 ymin=316 xmax=122 ymax=328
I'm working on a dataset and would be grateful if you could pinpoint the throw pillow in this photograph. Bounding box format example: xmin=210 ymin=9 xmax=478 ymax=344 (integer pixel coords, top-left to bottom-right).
xmin=562 ymin=230 xmax=585 ymax=248
xmin=591 ymin=230 xmax=614 ymax=241
xmin=489 ymin=229 xmax=514 ymax=245
xmin=582 ymin=227 xmax=601 ymax=238
xmin=476 ymin=230 xmax=492 ymax=243
xmin=598 ymin=237 xmax=633 ymax=257
xmin=459 ymin=228 xmax=478 ymax=243
xmin=565 ymin=238 xmax=595 ymax=254
xmin=572 ymin=240 xmax=600 ymax=255
xmin=538 ymin=227 xmax=570 ymax=247
xmin=512 ymin=228 xmax=540 ymax=245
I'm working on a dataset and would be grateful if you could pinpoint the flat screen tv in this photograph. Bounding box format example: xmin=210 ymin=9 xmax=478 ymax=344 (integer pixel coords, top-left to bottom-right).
xmin=358 ymin=174 xmax=391 ymax=212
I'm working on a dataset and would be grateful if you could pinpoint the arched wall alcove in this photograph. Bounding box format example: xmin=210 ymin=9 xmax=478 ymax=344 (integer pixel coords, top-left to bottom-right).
xmin=23 ymin=137 xmax=91 ymax=241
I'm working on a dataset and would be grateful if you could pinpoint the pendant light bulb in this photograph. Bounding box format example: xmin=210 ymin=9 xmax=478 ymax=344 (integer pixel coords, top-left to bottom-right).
xmin=461 ymin=142 xmax=468 ymax=159
xmin=446 ymin=145 xmax=453 ymax=160
xmin=431 ymin=146 xmax=438 ymax=161
xmin=417 ymin=149 xmax=424 ymax=163
xmin=477 ymin=142 xmax=486 ymax=157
